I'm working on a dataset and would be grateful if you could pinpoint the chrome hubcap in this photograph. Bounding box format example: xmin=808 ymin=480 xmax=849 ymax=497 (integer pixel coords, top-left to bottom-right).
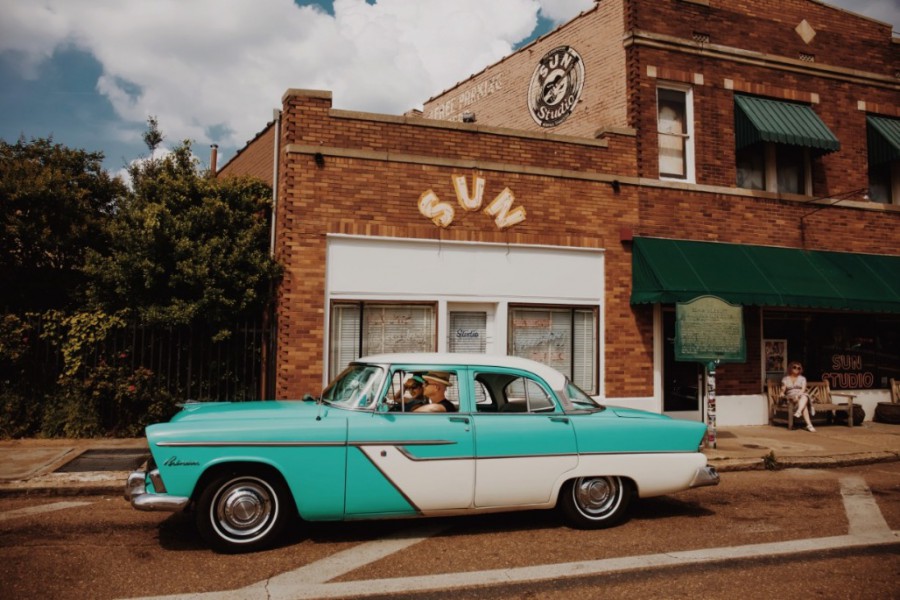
xmin=574 ymin=476 xmax=620 ymax=517
xmin=213 ymin=477 xmax=275 ymax=540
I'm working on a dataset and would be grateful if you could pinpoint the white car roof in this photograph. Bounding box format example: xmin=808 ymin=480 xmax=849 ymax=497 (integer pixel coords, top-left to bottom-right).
xmin=356 ymin=353 xmax=569 ymax=390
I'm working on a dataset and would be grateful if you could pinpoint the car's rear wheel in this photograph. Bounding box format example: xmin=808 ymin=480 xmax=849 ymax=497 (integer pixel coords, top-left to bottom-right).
xmin=559 ymin=475 xmax=632 ymax=529
xmin=195 ymin=469 xmax=291 ymax=553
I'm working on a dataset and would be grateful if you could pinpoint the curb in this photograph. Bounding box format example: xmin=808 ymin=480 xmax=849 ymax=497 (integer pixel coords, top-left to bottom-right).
xmin=0 ymin=472 xmax=128 ymax=498
xmin=709 ymin=451 xmax=900 ymax=473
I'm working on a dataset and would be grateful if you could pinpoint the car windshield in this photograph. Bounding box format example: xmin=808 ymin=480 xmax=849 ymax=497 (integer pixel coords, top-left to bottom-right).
xmin=564 ymin=380 xmax=605 ymax=411
xmin=321 ymin=364 xmax=385 ymax=409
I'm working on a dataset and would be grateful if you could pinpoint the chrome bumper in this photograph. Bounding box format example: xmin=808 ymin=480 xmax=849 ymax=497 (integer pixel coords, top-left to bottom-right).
xmin=689 ymin=465 xmax=720 ymax=488
xmin=124 ymin=469 xmax=190 ymax=512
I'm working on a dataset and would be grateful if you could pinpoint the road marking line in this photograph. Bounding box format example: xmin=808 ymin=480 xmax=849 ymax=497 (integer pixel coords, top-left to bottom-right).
xmin=267 ymin=523 xmax=448 ymax=587
xmin=128 ymin=476 xmax=900 ymax=600
xmin=0 ymin=501 xmax=93 ymax=522
xmin=840 ymin=475 xmax=892 ymax=536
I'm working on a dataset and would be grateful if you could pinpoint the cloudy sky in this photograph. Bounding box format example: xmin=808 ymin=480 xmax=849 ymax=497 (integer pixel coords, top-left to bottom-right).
xmin=0 ymin=0 xmax=897 ymax=174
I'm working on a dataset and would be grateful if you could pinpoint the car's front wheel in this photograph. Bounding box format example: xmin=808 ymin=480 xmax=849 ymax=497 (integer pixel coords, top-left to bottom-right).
xmin=195 ymin=469 xmax=292 ymax=553
xmin=559 ymin=476 xmax=632 ymax=529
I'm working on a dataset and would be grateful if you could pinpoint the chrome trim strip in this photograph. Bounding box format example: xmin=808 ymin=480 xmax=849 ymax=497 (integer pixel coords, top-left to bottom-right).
xmin=157 ymin=439 xmax=456 ymax=448
xmin=394 ymin=447 xmax=470 ymax=462
xmin=157 ymin=441 xmax=344 ymax=447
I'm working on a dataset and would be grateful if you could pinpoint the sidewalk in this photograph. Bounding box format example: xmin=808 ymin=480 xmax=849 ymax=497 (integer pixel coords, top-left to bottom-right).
xmin=0 ymin=422 xmax=898 ymax=497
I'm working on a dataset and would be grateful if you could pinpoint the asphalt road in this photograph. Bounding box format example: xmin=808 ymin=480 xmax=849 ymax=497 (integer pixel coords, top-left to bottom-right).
xmin=1 ymin=463 xmax=898 ymax=600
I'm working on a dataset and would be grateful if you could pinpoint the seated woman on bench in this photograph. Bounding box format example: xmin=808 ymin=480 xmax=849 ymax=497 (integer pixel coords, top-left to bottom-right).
xmin=782 ymin=361 xmax=816 ymax=432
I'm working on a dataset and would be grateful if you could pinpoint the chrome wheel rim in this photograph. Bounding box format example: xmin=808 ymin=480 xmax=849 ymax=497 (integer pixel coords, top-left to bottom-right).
xmin=572 ymin=476 xmax=622 ymax=519
xmin=211 ymin=476 xmax=278 ymax=542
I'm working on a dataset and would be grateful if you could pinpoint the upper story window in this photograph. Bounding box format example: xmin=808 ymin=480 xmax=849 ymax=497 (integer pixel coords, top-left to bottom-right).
xmin=657 ymin=86 xmax=694 ymax=182
xmin=734 ymin=94 xmax=839 ymax=196
xmin=737 ymin=143 xmax=810 ymax=194
xmin=866 ymin=115 xmax=900 ymax=204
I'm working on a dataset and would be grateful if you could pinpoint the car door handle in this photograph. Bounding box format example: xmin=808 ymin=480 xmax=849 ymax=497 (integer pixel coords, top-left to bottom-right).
xmin=550 ymin=416 xmax=570 ymax=424
xmin=449 ymin=416 xmax=470 ymax=425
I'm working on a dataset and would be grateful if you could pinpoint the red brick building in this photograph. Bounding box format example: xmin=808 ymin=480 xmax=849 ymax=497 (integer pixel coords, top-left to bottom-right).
xmin=220 ymin=0 xmax=900 ymax=426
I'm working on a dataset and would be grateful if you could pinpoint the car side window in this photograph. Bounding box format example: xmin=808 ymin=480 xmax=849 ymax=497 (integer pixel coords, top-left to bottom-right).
xmin=503 ymin=377 xmax=555 ymax=413
xmin=442 ymin=373 xmax=461 ymax=411
xmin=383 ymin=369 xmax=461 ymax=413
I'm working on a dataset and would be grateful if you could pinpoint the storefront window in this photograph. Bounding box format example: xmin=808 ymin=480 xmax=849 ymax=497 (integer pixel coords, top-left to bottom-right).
xmin=763 ymin=311 xmax=900 ymax=390
xmin=329 ymin=303 xmax=436 ymax=378
xmin=508 ymin=306 xmax=597 ymax=394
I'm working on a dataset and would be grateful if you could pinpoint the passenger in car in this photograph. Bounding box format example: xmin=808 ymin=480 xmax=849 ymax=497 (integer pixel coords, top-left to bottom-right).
xmin=392 ymin=374 xmax=428 ymax=412
xmin=415 ymin=372 xmax=458 ymax=412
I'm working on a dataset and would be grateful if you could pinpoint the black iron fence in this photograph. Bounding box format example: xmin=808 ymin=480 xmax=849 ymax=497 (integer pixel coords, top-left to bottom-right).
xmin=1 ymin=314 xmax=272 ymax=437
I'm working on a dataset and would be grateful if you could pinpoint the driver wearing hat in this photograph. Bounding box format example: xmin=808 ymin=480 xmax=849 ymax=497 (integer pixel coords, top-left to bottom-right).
xmin=414 ymin=371 xmax=457 ymax=413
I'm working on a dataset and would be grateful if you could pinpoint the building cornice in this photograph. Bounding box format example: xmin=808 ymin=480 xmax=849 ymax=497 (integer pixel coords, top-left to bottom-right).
xmin=285 ymin=143 xmax=899 ymax=215
xmin=625 ymin=30 xmax=900 ymax=91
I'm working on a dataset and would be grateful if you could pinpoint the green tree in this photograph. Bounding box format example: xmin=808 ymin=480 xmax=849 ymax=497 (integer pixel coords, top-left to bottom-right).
xmin=0 ymin=137 xmax=125 ymax=310
xmin=85 ymin=138 xmax=280 ymax=339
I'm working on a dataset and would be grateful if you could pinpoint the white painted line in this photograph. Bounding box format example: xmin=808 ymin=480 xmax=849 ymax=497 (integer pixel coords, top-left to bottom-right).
xmin=267 ymin=523 xmax=449 ymax=587
xmin=266 ymin=532 xmax=900 ymax=599
xmin=128 ymin=476 xmax=900 ymax=600
xmin=840 ymin=475 xmax=892 ymax=537
xmin=0 ymin=501 xmax=93 ymax=522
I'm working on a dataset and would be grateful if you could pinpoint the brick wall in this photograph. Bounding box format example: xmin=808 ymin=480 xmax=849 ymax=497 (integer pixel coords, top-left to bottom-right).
xmin=272 ymin=90 xmax=641 ymax=397
xmin=226 ymin=1 xmax=899 ymax=401
xmin=423 ymin=0 xmax=629 ymax=135
xmin=218 ymin=123 xmax=276 ymax=184
xmin=635 ymin=0 xmax=897 ymax=74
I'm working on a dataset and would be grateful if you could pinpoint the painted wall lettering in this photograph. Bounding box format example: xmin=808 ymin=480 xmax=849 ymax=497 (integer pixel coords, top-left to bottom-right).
xmin=418 ymin=175 xmax=526 ymax=230
xmin=425 ymin=74 xmax=503 ymax=121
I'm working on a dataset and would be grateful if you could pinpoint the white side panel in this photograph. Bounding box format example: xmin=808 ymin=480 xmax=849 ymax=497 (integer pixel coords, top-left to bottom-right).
xmin=571 ymin=453 xmax=708 ymax=498
xmin=327 ymin=236 xmax=604 ymax=302
xmin=474 ymin=455 xmax=578 ymax=507
xmin=358 ymin=446 xmax=474 ymax=510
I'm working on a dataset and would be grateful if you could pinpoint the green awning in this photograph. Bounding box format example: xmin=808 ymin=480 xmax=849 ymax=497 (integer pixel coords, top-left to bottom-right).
xmin=867 ymin=115 xmax=900 ymax=166
xmin=631 ymin=237 xmax=900 ymax=313
xmin=734 ymin=95 xmax=840 ymax=155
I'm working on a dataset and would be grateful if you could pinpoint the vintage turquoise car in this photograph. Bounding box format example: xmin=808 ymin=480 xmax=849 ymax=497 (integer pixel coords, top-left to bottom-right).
xmin=125 ymin=353 xmax=718 ymax=552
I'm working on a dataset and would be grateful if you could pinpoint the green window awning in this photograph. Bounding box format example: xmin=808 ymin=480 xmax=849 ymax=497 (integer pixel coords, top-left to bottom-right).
xmin=631 ymin=237 xmax=900 ymax=313
xmin=867 ymin=115 xmax=900 ymax=166
xmin=734 ymin=95 xmax=840 ymax=155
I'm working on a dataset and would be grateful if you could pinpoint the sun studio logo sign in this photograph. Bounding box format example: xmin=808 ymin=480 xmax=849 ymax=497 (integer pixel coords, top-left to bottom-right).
xmin=527 ymin=46 xmax=584 ymax=127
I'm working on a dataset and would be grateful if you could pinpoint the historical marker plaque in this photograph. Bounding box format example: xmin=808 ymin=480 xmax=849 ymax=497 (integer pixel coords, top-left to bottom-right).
xmin=675 ymin=295 xmax=746 ymax=363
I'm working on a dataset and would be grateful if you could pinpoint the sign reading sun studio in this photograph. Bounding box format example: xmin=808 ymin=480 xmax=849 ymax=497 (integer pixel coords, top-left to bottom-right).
xmin=527 ymin=46 xmax=584 ymax=127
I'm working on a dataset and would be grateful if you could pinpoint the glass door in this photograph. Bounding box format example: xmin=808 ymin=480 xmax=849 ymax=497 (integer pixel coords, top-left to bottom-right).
xmin=663 ymin=309 xmax=702 ymax=420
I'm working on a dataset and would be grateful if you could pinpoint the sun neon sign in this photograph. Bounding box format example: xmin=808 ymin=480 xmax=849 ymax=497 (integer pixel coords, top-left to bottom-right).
xmin=418 ymin=175 xmax=527 ymax=230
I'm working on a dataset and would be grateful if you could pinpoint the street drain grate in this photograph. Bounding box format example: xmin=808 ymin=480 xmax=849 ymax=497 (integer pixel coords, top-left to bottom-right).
xmin=55 ymin=449 xmax=149 ymax=473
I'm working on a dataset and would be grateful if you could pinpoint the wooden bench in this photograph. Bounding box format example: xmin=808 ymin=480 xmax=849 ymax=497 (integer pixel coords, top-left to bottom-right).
xmin=874 ymin=378 xmax=900 ymax=424
xmin=767 ymin=380 xmax=856 ymax=429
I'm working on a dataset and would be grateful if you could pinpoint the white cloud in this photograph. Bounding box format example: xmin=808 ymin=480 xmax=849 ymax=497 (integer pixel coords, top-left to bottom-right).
xmin=537 ymin=0 xmax=597 ymax=23
xmin=0 ymin=0 xmax=552 ymax=162
xmin=0 ymin=0 xmax=895 ymax=167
